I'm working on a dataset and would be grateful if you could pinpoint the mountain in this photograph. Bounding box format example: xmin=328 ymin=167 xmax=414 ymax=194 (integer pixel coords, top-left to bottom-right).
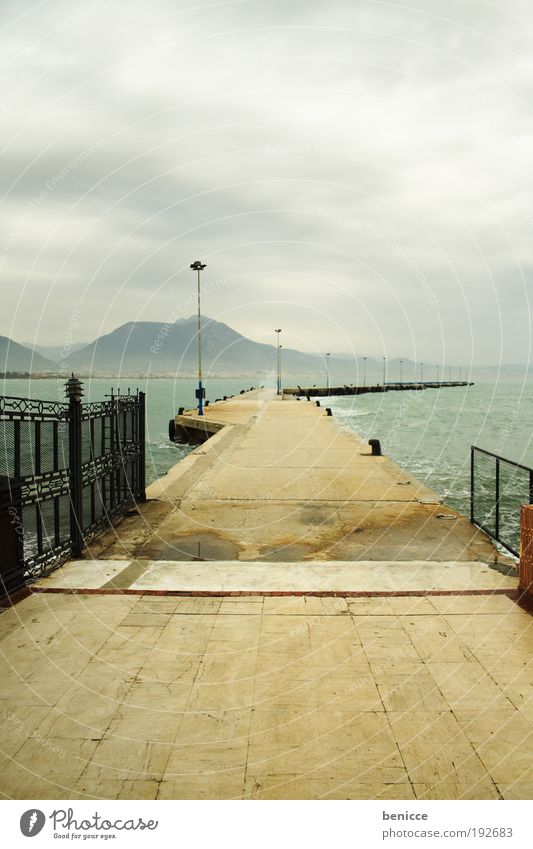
xmin=66 ymin=316 xmax=364 ymax=379
xmin=0 ymin=336 xmax=58 ymax=373
xmin=22 ymin=341 xmax=88 ymax=362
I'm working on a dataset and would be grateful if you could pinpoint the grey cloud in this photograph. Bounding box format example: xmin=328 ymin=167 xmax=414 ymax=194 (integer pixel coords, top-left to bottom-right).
xmin=1 ymin=0 xmax=532 ymax=364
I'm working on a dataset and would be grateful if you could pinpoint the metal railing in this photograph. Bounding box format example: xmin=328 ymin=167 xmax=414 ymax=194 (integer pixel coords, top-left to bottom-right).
xmin=470 ymin=445 xmax=533 ymax=556
xmin=0 ymin=381 xmax=145 ymax=596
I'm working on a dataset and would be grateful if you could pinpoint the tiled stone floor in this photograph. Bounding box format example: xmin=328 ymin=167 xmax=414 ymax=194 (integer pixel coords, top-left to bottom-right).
xmin=1 ymin=590 xmax=532 ymax=800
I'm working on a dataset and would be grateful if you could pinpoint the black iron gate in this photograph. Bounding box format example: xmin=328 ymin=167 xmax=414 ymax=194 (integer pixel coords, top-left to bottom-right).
xmin=0 ymin=378 xmax=145 ymax=596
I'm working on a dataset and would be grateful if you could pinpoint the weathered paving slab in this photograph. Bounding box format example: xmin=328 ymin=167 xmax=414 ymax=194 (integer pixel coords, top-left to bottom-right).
xmin=1 ymin=591 xmax=532 ymax=800
xmin=37 ymin=559 xmax=516 ymax=594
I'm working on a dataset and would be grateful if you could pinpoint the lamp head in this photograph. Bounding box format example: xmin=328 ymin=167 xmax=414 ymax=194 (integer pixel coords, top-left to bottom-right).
xmin=190 ymin=260 xmax=207 ymax=271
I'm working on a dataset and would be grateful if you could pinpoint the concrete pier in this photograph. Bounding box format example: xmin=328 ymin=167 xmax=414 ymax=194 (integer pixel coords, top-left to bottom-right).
xmin=91 ymin=388 xmax=511 ymax=566
xmin=1 ymin=389 xmax=531 ymax=802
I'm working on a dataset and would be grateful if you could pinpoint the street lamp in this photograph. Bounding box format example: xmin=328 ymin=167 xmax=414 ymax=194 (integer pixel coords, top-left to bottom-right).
xmin=382 ymin=356 xmax=386 ymax=387
xmin=190 ymin=260 xmax=206 ymax=416
xmin=362 ymin=356 xmax=367 ymax=387
xmin=275 ymin=329 xmax=282 ymax=395
xmin=325 ymin=352 xmax=330 ymax=394
xmin=400 ymin=359 xmax=403 ymax=384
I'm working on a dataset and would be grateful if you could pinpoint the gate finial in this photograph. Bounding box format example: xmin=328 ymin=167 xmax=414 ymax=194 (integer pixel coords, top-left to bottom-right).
xmin=65 ymin=373 xmax=84 ymax=401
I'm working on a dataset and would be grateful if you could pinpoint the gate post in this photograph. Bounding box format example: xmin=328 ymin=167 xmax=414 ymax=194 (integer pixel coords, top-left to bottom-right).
xmin=66 ymin=375 xmax=84 ymax=557
xmin=0 ymin=476 xmax=24 ymax=595
xmin=519 ymin=504 xmax=533 ymax=598
xmin=138 ymin=391 xmax=146 ymax=502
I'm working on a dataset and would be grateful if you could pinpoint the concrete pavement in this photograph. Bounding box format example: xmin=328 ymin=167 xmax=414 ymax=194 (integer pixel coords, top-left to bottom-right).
xmin=1 ymin=389 xmax=530 ymax=801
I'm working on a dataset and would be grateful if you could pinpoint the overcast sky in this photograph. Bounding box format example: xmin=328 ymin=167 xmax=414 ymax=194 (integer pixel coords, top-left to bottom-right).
xmin=1 ymin=0 xmax=532 ymax=365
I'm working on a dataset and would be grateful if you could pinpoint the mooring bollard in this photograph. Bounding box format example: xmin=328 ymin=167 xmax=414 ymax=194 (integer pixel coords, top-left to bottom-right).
xmin=178 ymin=407 xmax=184 ymax=415
xmin=316 ymin=401 xmax=321 ymax=407
xmin=369 ymin=438 xmax=382 ymax=456
xmin=326 ymin=407 xmax=332 ymax=416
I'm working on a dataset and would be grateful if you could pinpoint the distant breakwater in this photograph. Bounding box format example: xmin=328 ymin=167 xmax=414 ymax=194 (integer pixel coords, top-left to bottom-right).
xmin=284 ymin=381 xmax=473 ymax=397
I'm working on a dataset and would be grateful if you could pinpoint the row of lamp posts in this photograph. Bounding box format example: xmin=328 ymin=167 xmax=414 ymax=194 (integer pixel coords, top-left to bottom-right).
xmin=189 ymin=261 xmax=464 ymax=415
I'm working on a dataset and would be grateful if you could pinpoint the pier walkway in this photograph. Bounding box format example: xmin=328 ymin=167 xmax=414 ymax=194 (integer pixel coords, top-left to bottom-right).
xmin=85 ymin=388 xmax=510 ymax=567
xmin=1 ymin=390 xmax=532 ymax=801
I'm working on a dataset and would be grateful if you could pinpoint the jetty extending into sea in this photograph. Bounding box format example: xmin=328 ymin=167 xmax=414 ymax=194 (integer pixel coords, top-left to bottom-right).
xmin=284 ymin=380 xmax=472 ymax=397
xmin=1 ymin=388 xmax=532 ymax=801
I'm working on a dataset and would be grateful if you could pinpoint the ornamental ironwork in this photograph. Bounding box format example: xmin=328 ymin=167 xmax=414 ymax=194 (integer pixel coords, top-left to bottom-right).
xmin=0 ymin=383 xmax=145 ymax=596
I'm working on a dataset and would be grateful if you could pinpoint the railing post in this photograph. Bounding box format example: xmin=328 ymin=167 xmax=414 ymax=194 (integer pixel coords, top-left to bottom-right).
xmin=66 ymin=375 xmax=84 ymax=557
xmin=470 ymin=446 xmax=474 ymax=524
xmin=138 ymin=391 xmax=146 ymax=502
xmin=495 ymin=457 xmax=500 ymax=541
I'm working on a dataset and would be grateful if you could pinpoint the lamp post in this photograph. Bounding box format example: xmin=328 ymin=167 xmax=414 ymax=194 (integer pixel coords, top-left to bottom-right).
xmin=420 ymin=361 xmax=424 ymax=384
xmin=362 ymin=356 xmax=367 ymax=387
xmin=275 ymin=329 xmax=282 ymax=395
xmin=190 ymin=260 xmax=206 ymax=416
xmin=400 ymin=359 xmax=403 ymax=384
xmin=326 ymin=352 xmax=330 ymax=394
xmin=382 ymin=356 xmax=386 ymax=387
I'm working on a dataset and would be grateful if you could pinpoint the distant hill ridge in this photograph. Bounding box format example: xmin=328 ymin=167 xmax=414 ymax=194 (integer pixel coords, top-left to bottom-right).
xmin=66 ymin=316 xmax=346 ymax=377
xmin=0 ymin=335 xmax=58 ymax=373
xmin=2 ymin=317 xmax=432 ymax=379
